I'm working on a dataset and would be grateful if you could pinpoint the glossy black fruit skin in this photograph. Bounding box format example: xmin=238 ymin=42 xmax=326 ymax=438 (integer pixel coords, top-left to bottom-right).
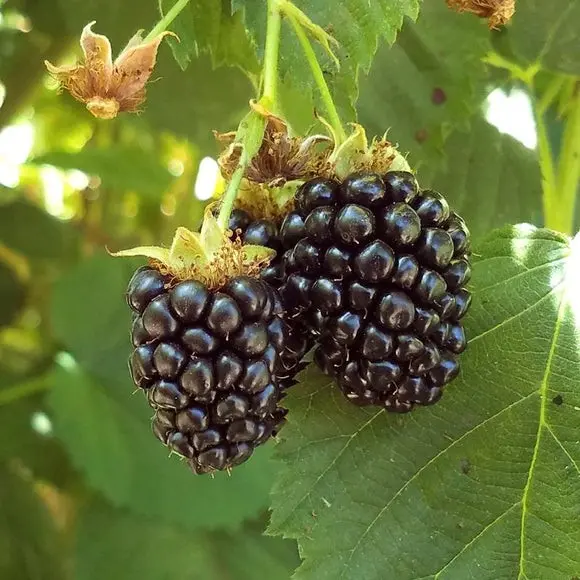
xmin=127 ymin=272 xmax=289 ymax=474
xmin=282 ymin=171 xmax=472 ymax=412
xmin=225 ymin=213 xmax=315 ymax=389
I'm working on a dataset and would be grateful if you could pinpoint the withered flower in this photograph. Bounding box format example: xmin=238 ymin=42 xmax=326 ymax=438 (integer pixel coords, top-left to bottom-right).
xmin=45 ymin=21 xmax=173 ymax=119
xmin=446 ymin=0 xmax=516 ymax=28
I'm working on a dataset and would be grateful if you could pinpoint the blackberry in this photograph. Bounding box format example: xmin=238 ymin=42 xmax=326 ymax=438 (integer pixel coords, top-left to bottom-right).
xmin=281 ymin=171 xmax=472 ymax=412
xmin=127 ymin=269 xmax=290 ymax=474
xmin=228 ymin=208 xmax=313 ymax=386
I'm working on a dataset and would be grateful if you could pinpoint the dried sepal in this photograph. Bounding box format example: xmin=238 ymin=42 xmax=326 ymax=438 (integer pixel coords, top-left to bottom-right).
xmin=45 ymin=21 xmax=174 ymax=119
xmin=110 ymin=208 xmax=274 ymax=290
xmin=216 ymin=111 xmax=332 ymax=186
xmin=446 ymin=0 xmax=515 ymax=28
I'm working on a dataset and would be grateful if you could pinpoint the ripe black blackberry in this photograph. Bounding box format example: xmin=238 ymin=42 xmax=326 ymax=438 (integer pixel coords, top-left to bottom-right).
xmin=127 ymin=268 xmax=290 ymax=474
xmin=227 ymin=208 xmax=314 ymax=386
xmin=280 ymin=171 xmax=472 ymax=412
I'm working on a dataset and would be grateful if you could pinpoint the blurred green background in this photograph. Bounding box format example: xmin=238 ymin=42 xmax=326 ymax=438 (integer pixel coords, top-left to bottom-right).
xmin=0 ymin=0 xmax=555 ymax=577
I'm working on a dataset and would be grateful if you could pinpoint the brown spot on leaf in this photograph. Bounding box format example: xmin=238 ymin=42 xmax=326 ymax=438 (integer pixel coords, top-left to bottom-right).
xmin=432 ymin=87 xmax=447 ymax=105
xmin=415 ymin=129 xmax=428 ymax=143
xmin=552 ymin=394 xmax=564 ymax=406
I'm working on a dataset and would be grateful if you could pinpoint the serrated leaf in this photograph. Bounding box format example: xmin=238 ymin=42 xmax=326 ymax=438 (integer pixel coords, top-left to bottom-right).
xmin=146 ymin=52 xmax=253 ymax=153
xmin=270 ymin=225 xmax=580 ymax=580
xmin=0 ymin=464 xmax=64 ymax=579
xmin=31 ymin=147 xmax=176 ymax=200
xmin=48 ymin=361 xmax=278 ymax=531
xmin=160 ymin=0 xmax=259 ymax=73
xmin=357 ymin=0 xmax=491 ymax=166
xmin=74 ymin=497 xmax=299 ymax=580
xmin=234 ymin=0 xmax=421 ymax=124
xmin=509 ymin=0 xmax=580 ymax=74
xmin=419 ymin=117 xmax=543 ymax=240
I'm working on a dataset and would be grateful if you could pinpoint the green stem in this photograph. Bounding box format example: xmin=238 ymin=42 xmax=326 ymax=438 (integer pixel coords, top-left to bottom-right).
xmin=534 ymin=100 xmax=557 ymax=227
xmin=553 ymin=87 xmax=580 ymax=235
xmin=285 ymin=10 xmax=347 ymax=145
xmin=217 ymin=153 xmax=249 ymax=231
xmin=144 ymin=0 xmax=190 ymax=42
xmin=262 ymin=0 xmax=282 ymax=111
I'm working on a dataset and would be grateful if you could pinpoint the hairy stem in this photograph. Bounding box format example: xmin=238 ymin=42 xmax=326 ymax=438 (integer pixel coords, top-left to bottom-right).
xmin=217 ymin=153 xmax=249 ymax=231
xmin=553 ymin=86 xmax=580 ymax=235
xmin=145 ymin=0 xmax=190 ymax=42
xmin=262 ymin=0 xmax=283 ymax=111
xmin=285 ymin=10 xmax=347 ymax=145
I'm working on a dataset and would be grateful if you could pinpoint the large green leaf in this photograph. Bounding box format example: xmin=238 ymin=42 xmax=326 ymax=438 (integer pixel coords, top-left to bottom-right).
xmin=270 ymin=225 xmax=580 ymax=579
xmin=0 ymin=464 xmax=64 ymax=580
xmin=145 ymin=52 xmax=253 ymax=153
xmin=0 ymin=375 xmax=75 ymax=487
xmin=509 ymin=0 xmax=580 ymax=74
xmin=48 ymin=356 xmax=278 ymax=531
xmin=357 ymin=1 xmax=491 ymax=166
xmin=418 ymin=117 xmax=544 ymax=240
xmin=160 ymin=0 xmax=259 ymax=74
xmin=233 ymin=0 xmax=421 ymax=122
xmin=51 ymin=253 xmax=135 ymax=387
xmin=31 ymin=148 xmax=176 ymax=200
xmin=74 ymin=497 xmax=299 ymax=580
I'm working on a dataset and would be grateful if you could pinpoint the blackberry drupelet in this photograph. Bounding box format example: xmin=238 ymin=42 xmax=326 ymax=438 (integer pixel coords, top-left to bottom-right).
xmin=127 ymin=269 xmax=290 ymax=474
xmin=227 ymin=209 xmax=313 ymax=385
xmin=280 ymin=171 xmax=472 ymax=412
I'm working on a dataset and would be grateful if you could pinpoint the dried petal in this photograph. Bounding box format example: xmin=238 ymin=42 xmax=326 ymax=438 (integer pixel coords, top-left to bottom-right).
xmin=446 ymin=0 xmax=515 ymax=28
xmin=80 ymin=21 xmax=113 ymax=93
xmin=45 ymin=22 xmax=173 ymax=119
xmin=112 ymin=31 xmax=175 ymax=111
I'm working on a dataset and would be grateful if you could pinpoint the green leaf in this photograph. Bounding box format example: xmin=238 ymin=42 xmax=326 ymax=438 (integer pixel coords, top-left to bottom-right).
xmin=0 ymin=200 xmax=78 ymax=261
xmin=31 ymin=147 xmax=176 ymax=200
xmin=51 ymin=253 xmax=135 ymax=387
xmin=0 ymin=262 xmax=24 ymax=328
xmin=48 ymin=359 xmax=278 ymax=531
xmin=270 ymin=225 xmax=580 ymax=580
xmin=509 ymin=0 xmax=580 ymax=74
xmin=419 ymin=117 xmax=544 ymax=240
xmin=0 ymin=376 xmax=75 ymax=487
xmin=75 ymin=497 xmax=299 ymax=580
xmin=145 ymin=52 xmax=254 ymax=153
xmin=357 ymin=0 xmax=491 ymax=166
xmin=160 ymin=0 xmax=259 ymax=74
xmin=0 ymin=464 xmax=64 ymax=579
xmin=234 ymin=0 xmax=421 ymax=123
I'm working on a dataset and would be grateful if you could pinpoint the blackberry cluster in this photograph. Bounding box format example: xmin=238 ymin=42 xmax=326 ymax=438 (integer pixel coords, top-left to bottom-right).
xmin=279 ymin=171 xmax=472 ymax=412
xmin=127 ymin=267 xmax=290 ymax=474
xmin=227 ymin=209 xmax=314 ymax=386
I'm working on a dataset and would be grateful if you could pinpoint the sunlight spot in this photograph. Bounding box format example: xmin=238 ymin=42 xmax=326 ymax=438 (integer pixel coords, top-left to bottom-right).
xmin=510 ymin=223 xmax=537 ymax=263
xmin=0 ymin=121 xmax=35 ymax=187
xmin=564 ymin=232 xmax=580 ymax=327
xmin=31 ymin=411 xmax=53 ymax=436
xmin=40 ymin=165 xmax=65 ymax=216
xmin=486 ymin=88 xmax=537 ymax=150
xmin=194 ymin=156 xmax=219 ymax=201
xmin=68 ymin=169 xmax=90 ymax=190
xmin=168 ymin=158 xmax=184 ymax=177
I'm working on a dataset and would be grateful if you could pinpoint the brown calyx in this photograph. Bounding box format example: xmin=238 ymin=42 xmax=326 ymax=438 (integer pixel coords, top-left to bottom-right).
xmin=446 ymin=0 xmax=516 ymax=28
